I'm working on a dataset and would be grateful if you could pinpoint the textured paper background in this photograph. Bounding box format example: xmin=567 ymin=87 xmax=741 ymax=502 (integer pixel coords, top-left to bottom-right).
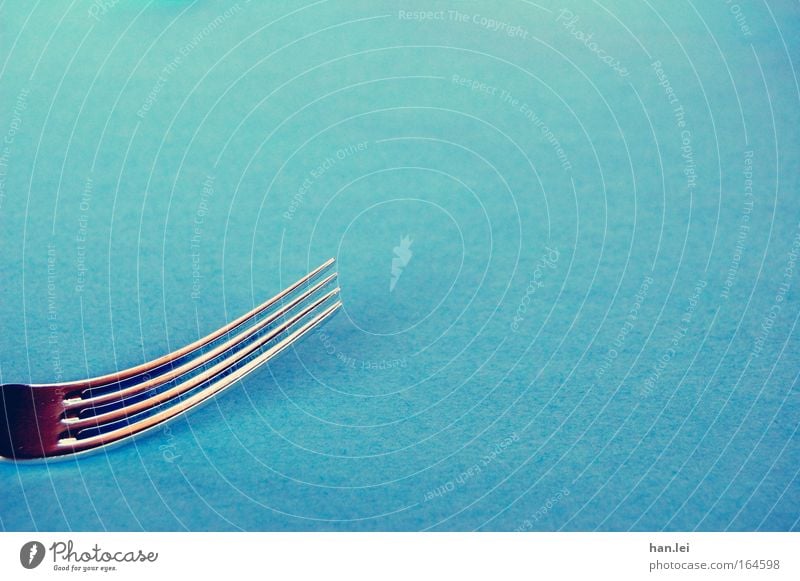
xmin=0 ymin=1 xmax=797 ymax=531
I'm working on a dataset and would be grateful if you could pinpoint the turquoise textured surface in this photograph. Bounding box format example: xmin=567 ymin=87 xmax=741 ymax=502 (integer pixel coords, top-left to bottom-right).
xmin=0 ymin=1 xmax=798 ymax=531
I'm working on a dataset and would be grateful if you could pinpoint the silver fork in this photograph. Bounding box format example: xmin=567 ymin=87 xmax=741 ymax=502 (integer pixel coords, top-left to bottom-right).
xmin=0 ymin=259 xmax=341 ymax=460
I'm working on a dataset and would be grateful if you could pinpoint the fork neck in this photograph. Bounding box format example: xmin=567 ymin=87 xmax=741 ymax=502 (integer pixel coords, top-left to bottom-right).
xmin=0 ymin=383 xmax=66 ymax=460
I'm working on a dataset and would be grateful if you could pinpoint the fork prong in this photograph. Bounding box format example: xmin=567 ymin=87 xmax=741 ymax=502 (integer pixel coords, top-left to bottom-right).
xmin=0 ymin=261 xmax=342 ymax=460
xmin=65 ymin=271 xmax=338 ymax=410
xmin=47 ymin=258 xmax=336 ymax=392
xmin=56 ymin=300 xmax=342 ymax=454
xmin=62 ymin=287 xmax=340 ymax=431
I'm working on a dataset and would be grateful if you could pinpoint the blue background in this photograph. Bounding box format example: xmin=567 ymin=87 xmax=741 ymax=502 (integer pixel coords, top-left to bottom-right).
xmin=0 ymin=0 xmax=798 ymax=531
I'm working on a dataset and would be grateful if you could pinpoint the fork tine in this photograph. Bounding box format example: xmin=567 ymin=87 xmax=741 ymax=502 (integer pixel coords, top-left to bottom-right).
xmin=56 ymin=299 xmax=342 ymax=453
xmin=0 ymin=260 xmax=342 ymax=460
xmin=65 ymin=271 xmax=338 ymax=409
xmin=61 ymin=286 xmax=340 ymax=431
xmin=47 ymin=258 xmax=336 ymax=391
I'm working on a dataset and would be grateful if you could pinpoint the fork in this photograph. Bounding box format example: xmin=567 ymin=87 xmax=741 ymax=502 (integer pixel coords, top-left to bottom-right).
xmin=0 ymin=259 xmax=341 ymax=460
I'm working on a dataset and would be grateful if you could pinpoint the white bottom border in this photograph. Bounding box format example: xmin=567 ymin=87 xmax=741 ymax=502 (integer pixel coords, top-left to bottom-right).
xmin=1 ymin=532 xmax=797 ymax=580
